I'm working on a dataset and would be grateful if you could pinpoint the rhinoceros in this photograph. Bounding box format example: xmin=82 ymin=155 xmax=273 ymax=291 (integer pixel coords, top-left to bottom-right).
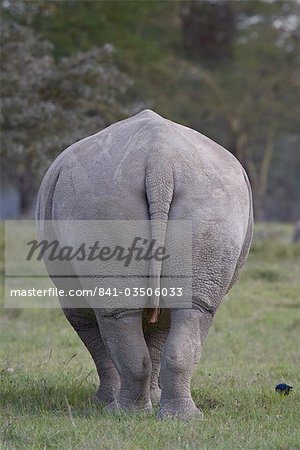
xmin=36 ymin=109 xmax=253 ymax=419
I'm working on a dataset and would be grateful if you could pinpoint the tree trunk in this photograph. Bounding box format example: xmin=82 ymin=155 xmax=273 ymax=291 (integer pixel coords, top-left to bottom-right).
xmin=181 ymin=0 xmax=235 ymax=61
xmin=253 ymin=191 xmax=266 ymax=221
xmin=18 ymin=174 xmax=35 ymax=217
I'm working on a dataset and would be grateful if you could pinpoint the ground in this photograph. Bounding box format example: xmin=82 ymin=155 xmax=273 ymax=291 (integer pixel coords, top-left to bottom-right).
xmin=0 ymin=223 xmax=299 ymax=449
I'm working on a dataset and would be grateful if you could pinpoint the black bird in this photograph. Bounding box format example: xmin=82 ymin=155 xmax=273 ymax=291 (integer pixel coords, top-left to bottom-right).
xmin=275 ymin=383 xmax=293 ymax=395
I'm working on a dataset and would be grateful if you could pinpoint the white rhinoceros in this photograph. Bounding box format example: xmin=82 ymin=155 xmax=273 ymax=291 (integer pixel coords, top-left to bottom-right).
xmin=36 ymin=109 xmax=253 ymax=419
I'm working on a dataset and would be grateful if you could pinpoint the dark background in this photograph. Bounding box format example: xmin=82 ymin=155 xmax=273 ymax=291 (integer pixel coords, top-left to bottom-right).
xmin=1 ymin=0 xmax=300 ymax=221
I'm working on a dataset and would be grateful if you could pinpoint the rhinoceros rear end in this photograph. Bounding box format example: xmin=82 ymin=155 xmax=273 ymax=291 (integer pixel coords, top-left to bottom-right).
xmin=36 ymin=109 xmax=253 ymax=419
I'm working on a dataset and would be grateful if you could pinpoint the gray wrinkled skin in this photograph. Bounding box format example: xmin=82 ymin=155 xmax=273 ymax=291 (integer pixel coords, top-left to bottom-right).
xmin=36 ymin=109 xmax=253 ymax=419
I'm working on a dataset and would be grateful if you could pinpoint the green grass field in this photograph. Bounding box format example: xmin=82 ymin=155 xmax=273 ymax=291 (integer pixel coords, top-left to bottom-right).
xmin=1 ymin=223 xmax=299 ymax=449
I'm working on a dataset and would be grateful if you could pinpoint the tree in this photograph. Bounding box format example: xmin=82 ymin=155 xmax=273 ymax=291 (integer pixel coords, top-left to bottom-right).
xmin=1 ymin=19 xmax=57 ymax=213
xmin=178 ymin=0 xmax=300 ymax=220
xmin=1 ymin=16 xmax=133 ymax=214
xmin=181 ymin=0 xmax=235 ymax=61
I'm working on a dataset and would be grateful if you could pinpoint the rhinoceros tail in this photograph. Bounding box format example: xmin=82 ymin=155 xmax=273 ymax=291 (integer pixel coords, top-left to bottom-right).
xmin=145 ymin=160 xmax=174 ymax=323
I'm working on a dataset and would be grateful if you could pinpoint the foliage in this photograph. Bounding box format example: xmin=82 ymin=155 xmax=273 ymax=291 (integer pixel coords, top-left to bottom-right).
xmin=176 ymin=0 xmax=300 ymax=219
xmin=181 ymin=0 xmax=236 ymax=61
xmin=1 ymin=0 xmax=300 ymax=220
xmin=1 ymin=11 xmax=134 ymax=213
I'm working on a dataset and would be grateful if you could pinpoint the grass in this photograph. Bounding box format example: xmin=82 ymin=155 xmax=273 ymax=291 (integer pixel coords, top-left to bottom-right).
xmin=1 ymin=223 xmax=300 ymax=449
